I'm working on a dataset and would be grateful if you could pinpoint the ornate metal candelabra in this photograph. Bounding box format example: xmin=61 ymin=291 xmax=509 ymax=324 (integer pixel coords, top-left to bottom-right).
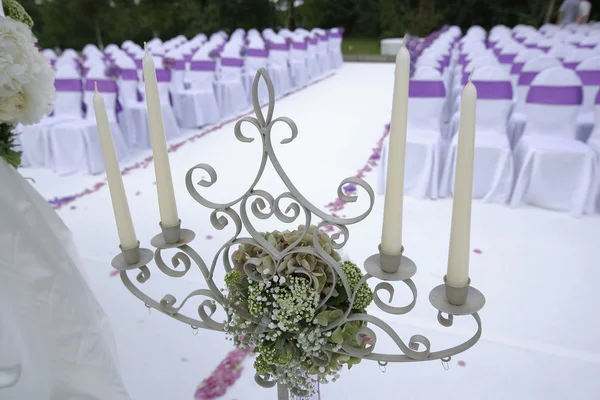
xmin=111 ymin=69 xmax=485 ymax=400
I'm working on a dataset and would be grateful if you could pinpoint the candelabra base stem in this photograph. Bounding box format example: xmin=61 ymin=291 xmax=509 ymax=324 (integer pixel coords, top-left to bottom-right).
xmin=277 ymin=383 xmax=289 ymax=400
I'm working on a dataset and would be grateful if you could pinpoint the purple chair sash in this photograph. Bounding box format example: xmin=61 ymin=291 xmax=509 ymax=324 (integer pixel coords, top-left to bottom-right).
xmin=576 ymin=71 xmax=600 ymax=85
xmin=121 ymin=68 xmax=138 ymax=80
xmin=408 ymin=80 xmax=446 ymax=98
xmin=441 ymin=54 xmax=450 ymax=67
xmin=191 ymin=60 xmax=216 ymax=71
xmin=518 ymin=71 xmax=538 ymax=86
xmin=293 ymin=42 xmax=308 ymax=50
xmin=524 ymin=43 xmax=537 ymax=49
xmin=50 ymin=59 xmax=56 ymax=67
xmin=472 ymin=81 xmax=513 ymax=99
xmin=55 ymin=79 xmax=83 ymax=92
xmin=514 ymin=37 xmax=526 ymax=44
xmin=269 ymin=43 xmax=289 ymax=51
xmin=488 ymin=40 xmax=497 ymax=48
xmin=595 ymin=88 xmax=600 ymax=104
xmin=86 ymin=79 xmax=117 ymax=93
xmin=221 ymin=57 xmax=244 ymax=67
xmin=247 ymin=48 xmax=269 ymax=57
xmin=174 ymin=60 xmax=186 ymax=70
xmin=578 ymin=44 xmax=596 ymax=49
xmin=135 ymin=59 xmax=143 ymax=68
xmin=538 ymin=46 xmax=551 ymax=53
xmin=309 ymin=38 xmax=318 ymax=45
xmin=510 ymin=62 xmax=524 ymax=75
xmin=497 ymin=53 xmax=517 ymax=64
xmin=155 ymin=69 xmax=172 ymax=82
xmin=184 ymin=54 xmax=193 ymax=62
xmin=458 ymin=53 xmax=467 ymax=64
xmin=82 ymin=67 xmax=90 ymax=76
xmin=330 ymin=32 xmax=342 ymax=39
xmin=493 ymin=48 xmax=501 ymax=56
xmin=526 ymin=85 xmax=583 ymax=105
xmin=319 ymin=35 xmax=329 ymax=41
xmin=563 ymin=61 xmax=579 ymax=70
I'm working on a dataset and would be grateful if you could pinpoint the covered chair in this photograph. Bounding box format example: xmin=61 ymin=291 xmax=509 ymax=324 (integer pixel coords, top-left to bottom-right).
xmin=510 ymin=67 xmax=596 ymax=216
xmin=214 ymin=46 xmax=248 ymax=118
xmin=509 ymin=55 xmax=564 ymax=146
xmin=562 ymin=48 xmax=595 ymax=70
xmin=167 ymin=48 xmax=220 ymax=128
xmin=20 ymin=66 xmax=83 ymax=169
xmin=328 ymin=27 xmax=344 ymax=69
xmin=441 ymin=66 xmax=514 ymax=203
xmin=49 ymin=67 xmax=130 ymax=175
xmin=586 ymin=92 xmax=600 ymax=212
xmin=114 ymin=55 xmax=144 ymax=147
xmin=509 ymin=49 xmax=545 ymax=87
xmin=244 ymin=40 xmax=270 ymax=104
xmin=547 ymin=43 xmax=576 ymax=62
xmin=266 ymin=35 xmax=292 ymax=96
xmin=379 ymin=67 xmax=447 ymax=199
xmin=575 ymin=56 xmax=600 ymax=142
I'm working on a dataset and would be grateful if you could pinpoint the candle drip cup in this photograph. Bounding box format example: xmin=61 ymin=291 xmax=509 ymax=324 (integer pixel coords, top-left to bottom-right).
xmin=112 ymin=242 xmax=154 ymax=271
xmin=429 ymin=275 xmax=485 ymax=326
xmin=364 ymin=245 xmax=416 ymax=281
xmin=151 ymin=220 xmax=196 ymax=249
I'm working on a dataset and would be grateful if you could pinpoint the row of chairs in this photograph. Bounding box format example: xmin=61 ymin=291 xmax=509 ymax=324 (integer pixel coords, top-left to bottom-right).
xmin=378 ymin=24 xmax=600 ymax=216
xmin=19 ymin=27 xmax=344 ymax=175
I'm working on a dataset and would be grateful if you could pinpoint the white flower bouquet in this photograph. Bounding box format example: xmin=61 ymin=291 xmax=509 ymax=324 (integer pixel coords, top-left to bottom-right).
xmin=223 ymin=225 xmax=374 ymax=397
xmin=0 ymin=0 xmax=55 ymax=167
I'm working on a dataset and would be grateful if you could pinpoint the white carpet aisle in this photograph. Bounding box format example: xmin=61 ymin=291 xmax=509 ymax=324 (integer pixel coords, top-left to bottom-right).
xmin=19 ymin=63 xmax=600 ymax=400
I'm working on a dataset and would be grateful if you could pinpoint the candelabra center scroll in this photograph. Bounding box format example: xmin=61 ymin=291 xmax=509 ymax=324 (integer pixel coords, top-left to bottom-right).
xmin=111 ymin=68 xmax=485 ymax=400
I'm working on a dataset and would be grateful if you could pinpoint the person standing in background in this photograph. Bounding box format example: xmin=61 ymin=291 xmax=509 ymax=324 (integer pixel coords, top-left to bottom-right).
xmin=557 ymin=0 xmax=582 ymax=25
xmin=578 ymin=0 xmax=591 ymax=23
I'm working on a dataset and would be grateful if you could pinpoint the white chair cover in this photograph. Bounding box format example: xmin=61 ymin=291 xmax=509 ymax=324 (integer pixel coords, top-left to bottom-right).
xmin=574 ymin=56 xmax=600 ymax=142
xmin=213 ymin=45 xmax=248 ymax=118
xmin=442 ymin=66 xmax=514 ymax=203
xmin=20 ymin=66 xmax=83 ymax=169
xmin=266 ymin=36 xmax=293 ymax=96
xmin=168 ymin=48 xmax=220 ymax=128
xmin=328 ymin=28 xmax=344 ymax=69
xmin=510 ymin=67 xmax=596 ymax=216
xmin=0 ymin=159 xmax=130 ymax=400
xmin=508 ymin=55 xmax=563 ymax=146
xmin=586 ymin=93 xmax=600 ymax=212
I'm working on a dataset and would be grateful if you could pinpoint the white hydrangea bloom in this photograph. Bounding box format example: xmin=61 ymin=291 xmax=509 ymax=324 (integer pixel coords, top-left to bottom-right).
xmin=0 ymin=16 xmax=55 ymax=125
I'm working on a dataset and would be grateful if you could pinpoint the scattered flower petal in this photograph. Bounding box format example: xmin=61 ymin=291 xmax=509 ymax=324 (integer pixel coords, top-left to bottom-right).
xmin=473 ymin=249 xmax=482 ymax=254
xmin=206 ymin=235 xmax=213 ymax=240
xmin=109 ymin=270 xmax=119 ymax=277
xmin=457 ymin=360 xmax=466 ymax=367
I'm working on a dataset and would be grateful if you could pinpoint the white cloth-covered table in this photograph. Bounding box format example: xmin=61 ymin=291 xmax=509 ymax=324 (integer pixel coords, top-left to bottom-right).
xmin=0 ymin=159 xmax=130 ymax=400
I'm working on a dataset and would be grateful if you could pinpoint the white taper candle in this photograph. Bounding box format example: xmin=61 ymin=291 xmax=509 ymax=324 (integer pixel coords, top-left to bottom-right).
xmin=142 ymin=44 xmax=179 ymax=227
xmin=447 ymin=77 xmax=477 ymax=287
xmin=93 ymin=84 xmax=138 ymax=249
xmin=381 ymin=43 xmax=410 ymax=255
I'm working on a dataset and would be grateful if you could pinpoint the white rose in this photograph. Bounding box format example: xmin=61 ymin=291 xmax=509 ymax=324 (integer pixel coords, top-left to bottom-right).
xmin=0 ymin=17 xmax=55 ymax=125
xmin=0 ymin=91 xmax=25 ymax=123
xmin=0 ymin=17 xmax=41 ymax=97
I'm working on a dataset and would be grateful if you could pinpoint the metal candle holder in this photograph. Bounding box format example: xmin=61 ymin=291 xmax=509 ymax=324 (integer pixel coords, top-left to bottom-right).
xmin=110 ymin=68 xmax=485 ymax=400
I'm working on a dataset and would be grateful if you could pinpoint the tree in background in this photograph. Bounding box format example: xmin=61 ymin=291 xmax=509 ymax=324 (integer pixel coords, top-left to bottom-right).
xmin=67 ymin=0 xmax=111 ymax=49
xmin=380 ymin=0 xmax=402 ymax=38
xmin=137 ymin=0 xmax=197 ymax=39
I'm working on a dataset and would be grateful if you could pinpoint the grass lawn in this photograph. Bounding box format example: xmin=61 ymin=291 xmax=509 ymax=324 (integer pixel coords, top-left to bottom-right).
xmin=341 ymin=37 xmax=381 ymax=55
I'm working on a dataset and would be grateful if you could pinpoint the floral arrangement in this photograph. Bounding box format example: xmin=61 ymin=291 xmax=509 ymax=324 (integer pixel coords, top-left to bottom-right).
xmin=223 ymin=225 xmax=373 ymax=397
xmin=104 ymin=64 xmax=121 ymax=79
xmin=285 ymin=37 xmax=293 ymax=46
xmin=208 ymin=49 xmax=219 ymax=59
xmin=162 ymin=57 xmax=176 ymax=70
xmin=0 ymin=0 xmax=55 ymax=167
xmin=239 ymin=46 xmax=248 ymax=57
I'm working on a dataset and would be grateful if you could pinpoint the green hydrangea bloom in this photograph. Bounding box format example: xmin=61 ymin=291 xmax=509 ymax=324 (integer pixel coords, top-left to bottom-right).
xmin=4 ymin=0 xmax=34 ymax=29
xmin=339 ymin=261 xmax=373 ymax=310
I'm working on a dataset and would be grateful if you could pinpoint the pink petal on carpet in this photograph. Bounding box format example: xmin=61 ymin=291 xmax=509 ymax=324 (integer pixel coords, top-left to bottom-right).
xmin=458 ymin=360 xmax=466 ymax=367
xmin=135 ymin=191 xmax=141 ymax=196
xmin=109 ymin=270 xmax=119 ymax=277
xmin=206 ymin=235 xmax=213 ymax=240
xmin=70 ymin=205 xmax=76 ymax=210
xmin=473 ymin=249 xmax=482 ymax=254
